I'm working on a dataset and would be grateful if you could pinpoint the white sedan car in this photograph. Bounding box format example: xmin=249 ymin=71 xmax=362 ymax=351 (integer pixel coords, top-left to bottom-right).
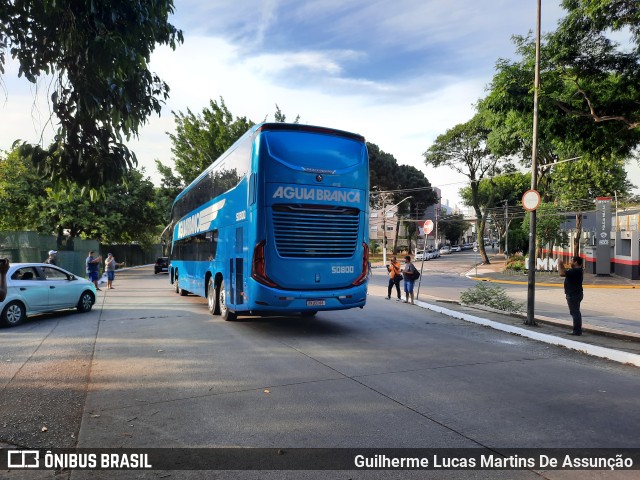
xmin=414 ymin=251 xmax=427 ymax=261
xmin=0 ymin=263 xmax=97 ymax=328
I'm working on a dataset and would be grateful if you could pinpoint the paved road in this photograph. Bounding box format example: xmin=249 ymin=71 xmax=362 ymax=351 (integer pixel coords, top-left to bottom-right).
xmin=1 ymin=267 xmax=639 ymax=479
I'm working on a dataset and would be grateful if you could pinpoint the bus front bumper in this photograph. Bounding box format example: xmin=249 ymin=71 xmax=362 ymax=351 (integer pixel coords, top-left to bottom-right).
xmin=246 ymin=281 xmax=368 ymax=312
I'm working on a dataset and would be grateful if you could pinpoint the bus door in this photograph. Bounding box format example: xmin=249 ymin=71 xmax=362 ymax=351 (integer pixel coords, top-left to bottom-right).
xmin=229 ymin=226 xmax=245 ymax=307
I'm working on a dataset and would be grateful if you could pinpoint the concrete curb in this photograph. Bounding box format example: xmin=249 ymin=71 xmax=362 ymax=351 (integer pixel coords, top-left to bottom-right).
xmin=413 ymin=299 xmax=640 ymax=368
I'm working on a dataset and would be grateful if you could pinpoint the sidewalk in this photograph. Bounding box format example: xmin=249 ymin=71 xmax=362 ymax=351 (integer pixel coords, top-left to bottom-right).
xmin=369 ymin=255 xmax=640 ymax=367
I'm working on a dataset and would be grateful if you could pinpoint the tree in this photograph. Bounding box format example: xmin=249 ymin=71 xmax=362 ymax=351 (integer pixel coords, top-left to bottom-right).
xmin=548 ymin=0 xmax=640 ymax=131
xmin=522 ymin=203 xmax=569 ymax=259
xmin=273 ymin=104 xmax=300 ymax=123
xmin=157 ymin=97 xmax=254 ymax=188
xmin=1 ymin=0 xmax=183 ymax=188
xmin=460 ymin=171 xmax=531 ymax=254
xmin=550 ymin=155 xmax=631 ymax=255
xmin=368 ymin=143 xmax=438 ymax=254
xmin=424 ymin=115 xmax=499 ymax=263
xmin=0 ymin=147 xmax=164 ymax=248
xmin=438 ymin=214 xmax=468 ymax=245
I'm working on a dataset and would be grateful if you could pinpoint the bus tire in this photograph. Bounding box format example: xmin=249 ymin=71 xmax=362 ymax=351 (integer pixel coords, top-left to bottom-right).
xmin=207 ymin=277 xmax=218 ymax=315
xmin=218 ymin=280 xmax=237 ymax=321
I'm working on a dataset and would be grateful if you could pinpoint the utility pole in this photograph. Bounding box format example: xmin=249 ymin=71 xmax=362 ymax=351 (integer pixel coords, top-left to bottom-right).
xmin=382 ymin=195 xmax=413 ymax=265
xmin=382 ymin=195 xmax=388 ymax=265
xmin=504 ymin=200 xmax=509 ymax=256
xmin=525 ymin=0 xmax=541 ymax=326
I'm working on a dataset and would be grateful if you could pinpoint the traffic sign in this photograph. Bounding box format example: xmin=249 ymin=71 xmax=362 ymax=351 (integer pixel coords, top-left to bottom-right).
xmin=473 ymin=247 xmax=478 ymax=252
xmin=522 ymin=189 xmax=541 ymax=211
xmin=423 ymin=220 xmax=434 ymax=235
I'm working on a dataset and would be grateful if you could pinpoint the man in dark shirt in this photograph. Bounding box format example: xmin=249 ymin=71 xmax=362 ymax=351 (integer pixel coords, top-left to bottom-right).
xmin=559 ymin=255 xmax=584 ymax=336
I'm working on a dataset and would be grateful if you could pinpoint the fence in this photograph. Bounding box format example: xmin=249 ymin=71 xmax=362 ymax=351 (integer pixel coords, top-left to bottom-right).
xmin=0 ymin=231 xmax=161 ymax=277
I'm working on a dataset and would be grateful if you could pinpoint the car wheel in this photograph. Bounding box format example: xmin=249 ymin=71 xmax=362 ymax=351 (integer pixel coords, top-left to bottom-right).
xmin=207 ymin=277 xmax=219 ymax=315
xmin=1 ymin=301 xmax=26 ymax=327
xmin=77 ymin=291 xmax=95 ymax=312
xmin=218 ymin=280 xmax=237 ymax=321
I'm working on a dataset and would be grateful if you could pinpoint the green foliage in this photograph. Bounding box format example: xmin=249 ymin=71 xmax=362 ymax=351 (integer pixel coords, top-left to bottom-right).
xmin=159 ymin=97 xmax=254 ymax=187
xmin=460 ymin=283 xmax=524 ymax=313
xmin=0 ymin=147 xmax=164 ymax=246
xmin=369 ymin=240 xmax=380 ymax=255
xmin=274 ymin=104 xmax=300 ymax=123
xmin=1 ymin=0 xmax=183 ymax=188
xmin=424 ymin=115 xmax=501 ymax=263
xmin=522 ymin=203 xmax=569 ymax=253
xmin=505 ymin=254 xmax=526 ymax=272
xmin=438 ymin=214 xmax=468 ymax=244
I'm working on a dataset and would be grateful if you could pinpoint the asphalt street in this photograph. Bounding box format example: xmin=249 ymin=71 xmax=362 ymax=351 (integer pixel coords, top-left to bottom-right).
xmin=1 ymin=266 xmax=639 ymax=480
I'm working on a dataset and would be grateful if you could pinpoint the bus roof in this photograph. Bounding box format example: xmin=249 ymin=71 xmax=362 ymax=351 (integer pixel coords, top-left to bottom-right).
xmin=255 ymin=123 xmax=365 ymax=143
xmin=172 ymin=122 xmax=365 ymax=206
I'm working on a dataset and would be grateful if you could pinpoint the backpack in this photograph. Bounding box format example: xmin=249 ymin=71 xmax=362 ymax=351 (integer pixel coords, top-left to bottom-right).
xmin=413 ymin=270 xmax=420 ymax=280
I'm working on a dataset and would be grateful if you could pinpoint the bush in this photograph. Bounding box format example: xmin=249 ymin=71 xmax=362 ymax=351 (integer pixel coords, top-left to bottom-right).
xmin=505 ymin=253 xmax=526 ymax=272
xmin=460 ymin=283 xmax=524 ymax=313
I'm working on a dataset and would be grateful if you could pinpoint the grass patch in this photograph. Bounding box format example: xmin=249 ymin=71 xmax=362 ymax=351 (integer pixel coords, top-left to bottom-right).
xmin=460 ymin=283 xmax=525 ymax=313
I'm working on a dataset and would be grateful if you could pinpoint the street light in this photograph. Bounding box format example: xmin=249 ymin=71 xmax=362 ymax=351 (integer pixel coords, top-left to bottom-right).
xmin=382 ymin=196 xmax=413 ymax=265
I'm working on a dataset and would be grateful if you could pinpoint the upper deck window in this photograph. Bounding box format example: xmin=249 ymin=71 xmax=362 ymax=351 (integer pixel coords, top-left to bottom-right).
xmin=263 ymin=131 xmax=365 ymax=171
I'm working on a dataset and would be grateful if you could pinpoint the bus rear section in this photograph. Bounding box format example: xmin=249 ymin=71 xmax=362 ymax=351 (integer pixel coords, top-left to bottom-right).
xmin=245 ymin=124 xmax=369 ymax=315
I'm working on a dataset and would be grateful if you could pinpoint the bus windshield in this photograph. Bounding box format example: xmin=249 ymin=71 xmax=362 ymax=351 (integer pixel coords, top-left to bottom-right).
xmin=263 ymin=131 xmax=365 ymax=171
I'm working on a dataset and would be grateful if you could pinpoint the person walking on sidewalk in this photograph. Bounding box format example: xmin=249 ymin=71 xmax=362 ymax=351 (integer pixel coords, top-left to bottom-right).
xmin=386 ymin=256 xmax=402 ymax=301
xmin=559 ymin=255 xmax=584 ymax=336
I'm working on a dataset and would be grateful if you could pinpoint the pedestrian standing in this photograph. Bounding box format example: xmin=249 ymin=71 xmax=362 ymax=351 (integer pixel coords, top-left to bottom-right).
xmin=44 ymin=250 xmax=57 ymax=265
xmin=559 ymin=255 xmax=584 ymax=336
xmin=104 ymin=253 xmax=125 ymax=289
xmin=386 ymin=256 xmax=402 ymax=301
xmin=0 ymin=258 xmax=9 ymax=302
xmin=86 ymin=250 xmax=102 ymax=291
xmin=402 ymin=255 xmax=417 ymax=305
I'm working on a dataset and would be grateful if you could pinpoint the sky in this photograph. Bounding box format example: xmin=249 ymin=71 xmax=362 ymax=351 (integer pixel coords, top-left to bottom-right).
xmin=1 ymin=0 xmax=639 ymax=208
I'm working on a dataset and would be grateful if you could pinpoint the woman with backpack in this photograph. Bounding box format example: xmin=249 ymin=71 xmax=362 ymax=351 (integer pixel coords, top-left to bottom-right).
xmin=402 ymin=255 xmax=419 ymax=305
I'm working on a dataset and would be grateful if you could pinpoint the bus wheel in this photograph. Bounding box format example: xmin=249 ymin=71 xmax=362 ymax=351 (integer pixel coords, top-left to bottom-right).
xmin=176 ymin=278 xmax=188 ymax=296
xmin=207 ymin=277 xmax=218 ymax=315
xmin=218 ymin=280 xmax=237 ymax=321
xmin=174 ymin=274 xmax=180 ymax=294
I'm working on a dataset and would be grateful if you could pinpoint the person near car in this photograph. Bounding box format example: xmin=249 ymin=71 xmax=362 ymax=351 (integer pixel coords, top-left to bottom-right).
xmin=402 ymin=255 xmax=418 ymax=305
xmin=86 ymin=250 xmax=102 ymax=291
xmin=0 ymin=258 xmax=9 ymax=302
xmin=104 ymin=253 xmax=125 ymax=290
xmin=559 ymin=255 xmax=584 ymax=336
xmin=386 ymin=256 xmax=402 ymax=301
xmin=44 ymin=250 xmax=57 ymax=265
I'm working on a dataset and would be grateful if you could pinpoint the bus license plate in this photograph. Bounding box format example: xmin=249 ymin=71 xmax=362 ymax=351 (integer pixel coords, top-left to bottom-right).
xmin=307 ymin=300 xmax=325 ymax=307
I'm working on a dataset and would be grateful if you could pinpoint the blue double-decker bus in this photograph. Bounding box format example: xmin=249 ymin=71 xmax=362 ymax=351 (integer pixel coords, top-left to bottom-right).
xmin=168 ymin=123 xmax=369 ymax=320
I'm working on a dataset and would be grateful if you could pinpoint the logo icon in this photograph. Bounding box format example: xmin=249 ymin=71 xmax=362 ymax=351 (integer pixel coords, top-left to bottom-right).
xmin=7 ymin=450 xmax=40 ymax=468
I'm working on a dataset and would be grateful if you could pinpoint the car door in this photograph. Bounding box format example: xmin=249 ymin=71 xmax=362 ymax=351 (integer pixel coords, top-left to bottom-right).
xmin=10 ymin=267 xmax=49 ymax=312
xmin=40 ymin=266 xmax=78 ymax=308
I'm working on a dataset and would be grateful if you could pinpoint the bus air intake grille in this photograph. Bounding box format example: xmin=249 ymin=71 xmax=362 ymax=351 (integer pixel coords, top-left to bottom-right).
xmin=272 ymin=205 xmax=360 ymax=258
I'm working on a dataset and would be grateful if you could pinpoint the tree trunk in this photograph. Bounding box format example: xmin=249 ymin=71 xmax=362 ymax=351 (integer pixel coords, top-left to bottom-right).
xmin=478 ymin=209 xmax=490 ymax=264
xmin=392 ymin=217 xmax=401 ymax=253
xmin=573 ymin=212 xmax=583 ymax=257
